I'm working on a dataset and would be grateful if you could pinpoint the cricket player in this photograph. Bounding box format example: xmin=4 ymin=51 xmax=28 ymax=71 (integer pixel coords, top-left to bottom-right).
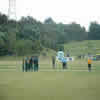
xmin=29 ymin=56 xmax=33 ymax=72
xmin=52 ymin=56 xmax=56 ymax=69
xmin=33 ymin=56 xmax=39 ymax=72
xmin=88 ymin=58 xmax=92 ymax=72
xmin=62 ymin=57 xmax=67 ymax=69
xmin=25 ymin=57 xmax=29 ymax=72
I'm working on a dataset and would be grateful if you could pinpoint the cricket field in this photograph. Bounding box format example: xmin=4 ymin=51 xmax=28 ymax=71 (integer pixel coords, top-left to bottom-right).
xmin=0 ymin=57 xmax=100 ymax=100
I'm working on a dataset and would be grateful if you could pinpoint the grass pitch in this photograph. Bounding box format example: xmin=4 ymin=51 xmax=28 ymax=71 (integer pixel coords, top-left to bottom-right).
xmin=0 ymin=56 xmax=98 ymax=72
xmin=0 ymin=56 xmax=99 ymax=100
xmin=0 ymin=71 xmax=99 ymax=100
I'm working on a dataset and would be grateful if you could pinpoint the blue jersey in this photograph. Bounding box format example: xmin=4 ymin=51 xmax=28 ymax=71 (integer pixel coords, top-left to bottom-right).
xmin=61 ymin=57 xmax=67 ymax=63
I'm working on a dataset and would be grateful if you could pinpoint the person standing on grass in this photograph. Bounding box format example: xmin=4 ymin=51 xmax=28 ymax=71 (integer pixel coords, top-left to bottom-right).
xmin=88 ymin=58 xmax=92 ymax=72
xmin=33 ymin=56 xmax=39 ymax=72
xmin=22 ymin=58 xmax=25 ymax=72
xmin=25 ymin=57 xmax=29 ymax=72
xmin=52 ymin=56 xmax=56 ymax=69
xmin=29 ymin=56 xmax=33 ymax=72
xmin=62 ymin=57 xmax=67 ymax=69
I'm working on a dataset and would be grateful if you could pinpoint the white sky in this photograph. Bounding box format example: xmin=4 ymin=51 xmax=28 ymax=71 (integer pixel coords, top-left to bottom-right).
xmin=0 ymin=0 xmax=100 ymax=30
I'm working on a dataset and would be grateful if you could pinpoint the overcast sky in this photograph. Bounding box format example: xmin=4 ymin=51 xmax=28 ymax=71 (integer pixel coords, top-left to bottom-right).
xmin=0 ymin=0 xmax=100 ymax=30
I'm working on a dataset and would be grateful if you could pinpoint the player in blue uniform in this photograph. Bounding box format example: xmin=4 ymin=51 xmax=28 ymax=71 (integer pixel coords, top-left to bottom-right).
xmin=61 ymin=57 xmax=67 ymax=69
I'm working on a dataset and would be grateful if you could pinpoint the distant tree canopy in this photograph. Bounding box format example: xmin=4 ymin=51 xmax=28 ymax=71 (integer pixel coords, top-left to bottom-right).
xmin=88 ymin=22 xmax=100 ymax=40
xmin=0 ymin=12 xmax=99 ymax=56
xmin=44 ymin=17 xmax=56 ymax=24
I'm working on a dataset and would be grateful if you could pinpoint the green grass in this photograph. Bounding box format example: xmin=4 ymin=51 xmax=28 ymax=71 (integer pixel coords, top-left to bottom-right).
xmin=0 ymin=56 xmax=99 ymax=100
xmin=0 ymin=40 xmax=100 ymax=100
xmin=0 ymin=56 xmax=99 ymax=71
xmin=0 ymin=71 xmax=99 ymax=100
xmin=64 ymin=40 xmax=100 ymax=56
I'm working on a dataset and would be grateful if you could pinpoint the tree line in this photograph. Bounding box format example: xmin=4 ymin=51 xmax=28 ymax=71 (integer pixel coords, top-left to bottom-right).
xmin=0 ymin=13 xmax=100 ymax=56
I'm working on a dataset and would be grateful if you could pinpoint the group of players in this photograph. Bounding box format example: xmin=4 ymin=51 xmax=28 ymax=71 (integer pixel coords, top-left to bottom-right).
xmin=23 ymin=56 xmax=39 ymax=72
xmin=22 ymin=49 xmax=92 ymax=72
xmin=52 ymin=56 xmax=67 ymax=69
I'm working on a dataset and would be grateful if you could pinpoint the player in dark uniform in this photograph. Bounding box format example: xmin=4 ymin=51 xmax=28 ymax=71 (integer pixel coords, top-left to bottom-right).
xmin=33 ymin=56 xmax=39 ymax=72
xmin=29 ymin=56 xmax=33 ymax=72
xmin=25 ymin=57 xmax=29 ymax=72
xmin=52 ymin=56 xmax=56 ymax=69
